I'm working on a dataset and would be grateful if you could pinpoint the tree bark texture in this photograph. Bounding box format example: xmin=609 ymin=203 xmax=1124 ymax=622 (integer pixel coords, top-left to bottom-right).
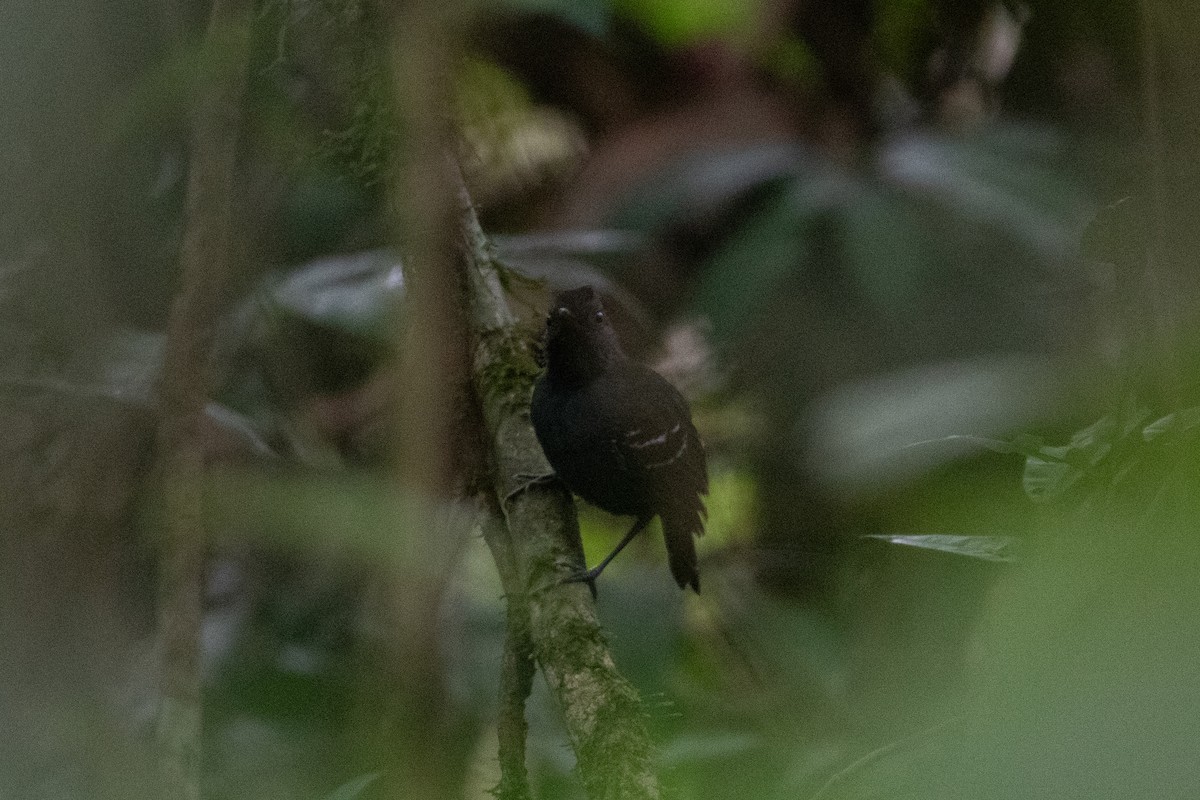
xmin=459 ymin=188 xmax=662 ymax=800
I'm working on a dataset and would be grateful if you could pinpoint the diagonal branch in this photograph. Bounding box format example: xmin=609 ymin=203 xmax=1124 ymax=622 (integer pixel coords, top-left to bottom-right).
xmin=459 ymin=179 xmax=662 ymax=800
xmin=152 ymin=1 xmax=255 ymax=798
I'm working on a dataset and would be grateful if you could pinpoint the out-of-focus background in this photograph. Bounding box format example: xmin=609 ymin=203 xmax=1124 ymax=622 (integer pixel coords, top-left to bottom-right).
xmin=4 ymin=0 xmax=1200 ymax=798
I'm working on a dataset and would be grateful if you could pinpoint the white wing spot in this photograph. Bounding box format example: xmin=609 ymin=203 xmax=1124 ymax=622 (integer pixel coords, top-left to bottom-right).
xmin=646 ymin=436 xmax=688 ymax=468
xmin=629 ymin=431 xmax=669 ymax=449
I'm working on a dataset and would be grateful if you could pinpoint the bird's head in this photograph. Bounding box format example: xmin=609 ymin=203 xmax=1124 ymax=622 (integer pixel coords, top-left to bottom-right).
xmin=543 ymin=286 xmax=624 ymax=383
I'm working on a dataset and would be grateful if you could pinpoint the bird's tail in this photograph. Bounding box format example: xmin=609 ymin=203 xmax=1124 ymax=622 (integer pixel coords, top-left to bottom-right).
xmin=662 ymin=502 xmax=704 ymax=593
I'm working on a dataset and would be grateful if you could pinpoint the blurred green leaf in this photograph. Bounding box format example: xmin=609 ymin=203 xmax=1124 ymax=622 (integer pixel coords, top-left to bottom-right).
xmin=1142 ymin=406 xmax=1200 ymax=442
xmin=615 ymin=0 xmax=755 ymax=45
xmin=1021 ymin=410 xmax=1154 ymax=502
xmin=263 ymin=249 xmax=404 ymax=342
xmin=863 ymin=534 xmax=1017 ymax=563
xmin=809 ymin=356 xmax=1062 ymax=493
xmin=901 ymin=433 xmax=1062 ymax=461
xmin=204 ymin=471 xmax=472 ymax=558
xmin=611 ymin=143 xmax=811 ymax=235
xmin=882 ymin=127 xmax=1089 ymax=225
xmin=1023 ymin=451 xmax=1083 ymax=503
xmin=320 ymin=772 xmax=381 ymax=800
xmin=841 ymin=184 xmax=936 ymax=311
xmin=660 ymin=731 xmax=759 ymax=765
xmin=687 ymin=126 xmax=1087 ymax=350
xmin=696 ymin=169 xmax=844 ymax=340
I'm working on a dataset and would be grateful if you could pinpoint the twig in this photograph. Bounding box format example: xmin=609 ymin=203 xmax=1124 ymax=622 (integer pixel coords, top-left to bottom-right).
xmin=489 ymin=508 xmax=536 ymax=800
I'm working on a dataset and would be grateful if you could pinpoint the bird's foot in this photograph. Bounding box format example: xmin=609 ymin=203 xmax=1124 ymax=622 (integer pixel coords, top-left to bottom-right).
xmin=512 ymin=470 xmax=556 ymax=485
xmin=560 ymin=566 xmax=601 ymax=599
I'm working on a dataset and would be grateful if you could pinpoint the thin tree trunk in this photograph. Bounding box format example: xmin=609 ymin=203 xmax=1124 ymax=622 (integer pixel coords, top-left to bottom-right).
xmin=366 ymin=0 xmax=477 ymax=796
xmin=153 ymin=2 xmax=254 ymax=798
xmin=459 ymin=183 xmax=662 ymax=800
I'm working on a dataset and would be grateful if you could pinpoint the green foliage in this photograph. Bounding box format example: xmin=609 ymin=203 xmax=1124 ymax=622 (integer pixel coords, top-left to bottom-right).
xmin=300 ymin=2 xmax=397 ymax=186
xmin=12 ymin=0 xmax=1197 ymax=797
xmin=695 ymin=176 xmax=822 ymax=342
xmin=320 ymin=772 xmax=382 ymax=800
xmin=204 ymin=472 xmax=415 ymax=554
xmin=617 ymin=126 xmax=1090 ymax=352
xmin=614 ymin=0 xmax=758 ymax=46
xmin=873 ymin=0 xmax=933 ymax=81
xmin=1015 ymin=407 xmax=1200 ymax=505
xmin=862 ymin=534 xmax=1016 ymax=563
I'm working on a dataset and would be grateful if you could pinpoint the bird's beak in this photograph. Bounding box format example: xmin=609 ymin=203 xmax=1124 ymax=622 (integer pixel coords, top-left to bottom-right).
xmin=547 ymin=306 xmax=573 ymax=333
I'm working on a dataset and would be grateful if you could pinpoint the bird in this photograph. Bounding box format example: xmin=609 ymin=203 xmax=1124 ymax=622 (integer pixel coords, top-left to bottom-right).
xmin=530 ymin=286 xmax=708 ymax=593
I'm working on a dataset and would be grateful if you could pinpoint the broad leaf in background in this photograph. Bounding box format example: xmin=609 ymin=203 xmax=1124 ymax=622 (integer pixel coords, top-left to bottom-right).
xmin=686 ymin=126 xmax=1089 ymax=351
xmin=806 ymin=355 xmax=1062 ymax=494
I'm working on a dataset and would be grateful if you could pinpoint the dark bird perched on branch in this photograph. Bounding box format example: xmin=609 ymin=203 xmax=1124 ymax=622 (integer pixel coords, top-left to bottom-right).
xmin=531 ymin=286 xmax=708 ymax=593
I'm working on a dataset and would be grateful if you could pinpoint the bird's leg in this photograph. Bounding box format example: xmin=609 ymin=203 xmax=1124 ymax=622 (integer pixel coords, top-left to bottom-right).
xmin=563 ymin=515 xmax=652 ymax=596
xmin=512 ymin=470 xmax=556 ymax=484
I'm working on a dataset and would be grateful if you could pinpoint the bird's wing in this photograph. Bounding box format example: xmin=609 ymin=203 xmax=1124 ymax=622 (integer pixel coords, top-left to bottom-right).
xmin=596 ymin=365 xmax=708 ymax=591
xmin=607 ymin=368 xmax=709 ymax=499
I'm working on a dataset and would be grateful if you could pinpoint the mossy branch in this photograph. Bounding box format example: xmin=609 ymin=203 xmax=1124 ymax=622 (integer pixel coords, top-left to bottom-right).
xmin=459 ymin=181 xmax=661 ymax=800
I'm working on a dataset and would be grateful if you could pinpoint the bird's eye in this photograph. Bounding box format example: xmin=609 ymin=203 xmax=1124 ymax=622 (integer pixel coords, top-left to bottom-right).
xmin=594 ymin=310 xmax=605 ymax=323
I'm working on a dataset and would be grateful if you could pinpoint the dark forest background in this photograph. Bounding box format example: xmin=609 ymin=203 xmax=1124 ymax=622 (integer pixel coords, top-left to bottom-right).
xmin=3 ymin=0 xmax=1200 ymax=798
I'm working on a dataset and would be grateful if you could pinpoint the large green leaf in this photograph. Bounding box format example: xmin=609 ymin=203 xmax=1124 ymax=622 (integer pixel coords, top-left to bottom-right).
xmin=695 ymin=164 xmax=849 ymax=340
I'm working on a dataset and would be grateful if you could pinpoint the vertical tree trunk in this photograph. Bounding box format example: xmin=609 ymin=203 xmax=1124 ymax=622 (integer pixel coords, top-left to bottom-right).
xmin=1140 ymin=0 xmax=1200 ymax=401
xmin=363 ymin=0 xmax=478 ymax=797
xmin=153 ymin=2 xmax=254 ymax=798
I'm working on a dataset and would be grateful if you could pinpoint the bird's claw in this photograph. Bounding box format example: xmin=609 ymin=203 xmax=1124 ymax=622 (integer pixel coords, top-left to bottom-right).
xmin=504 ymin=471 xmax=558 ymax=506
xmin=561 ymin=567 xmax=599 ymax=599
xmin=513 ymin=471 xmax=556 ymax=485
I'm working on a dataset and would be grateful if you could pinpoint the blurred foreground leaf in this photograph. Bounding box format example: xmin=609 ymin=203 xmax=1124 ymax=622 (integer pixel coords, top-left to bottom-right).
xmin=204 ymin=470 xmax=469 ymax=558
xmin=1022 ymin=410 xmax=1153 ymax=504
xmin=659 ymin=731 xmax=759 ymax=766
xmin=0 ymin=326 xmax=162 ymax=406
xmin=807 ymin=355 xmax=1061 ymax=494
xmin=1142 ymin=406 xmax=1200 ymax=442
xmin=320 ymin=771 xmax=382 ymax=800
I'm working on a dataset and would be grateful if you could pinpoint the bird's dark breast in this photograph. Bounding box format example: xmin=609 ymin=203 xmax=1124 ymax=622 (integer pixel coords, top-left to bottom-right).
xmin=531 ymin=379 xmax=651 ymax=516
